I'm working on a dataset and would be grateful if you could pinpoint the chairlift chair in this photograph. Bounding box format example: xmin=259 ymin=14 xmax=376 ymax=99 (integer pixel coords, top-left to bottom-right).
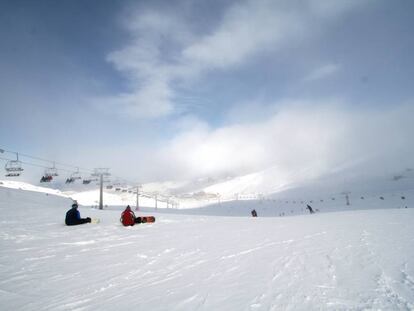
xmin=6 ymin=172 xmax=21 ymax=177
xmin=40 ymin=175 xmax=53 ymax=183
xmin=45 ymin=163 xmax=58 ymax=177
xmin=5 ymin=161 xmax=24 ymax=172
xmin=66 ymin=177 xmax=75 ymax=184
xmin=71 ymin=169 xmax=82 ymax=180
xmin=46 ymin=169 xmax=58 ymax=177
xmin=4 ymin=153 xmax=24 ymax=177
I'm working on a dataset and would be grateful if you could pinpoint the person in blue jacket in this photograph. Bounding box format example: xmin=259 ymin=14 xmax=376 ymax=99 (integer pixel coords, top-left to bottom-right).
xmin=65 ymin=202 xmax=91 ymax=226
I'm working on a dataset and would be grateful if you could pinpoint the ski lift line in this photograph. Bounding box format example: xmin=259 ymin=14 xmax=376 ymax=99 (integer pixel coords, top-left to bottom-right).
xmin=0 ymin=147 xmax=94 ymax=173
xmin=0 ymin=151 xmax=92 ymax=176
xmin=1 ymin=148 xmax=149 ymax=199
xmin=0 ymin=156 xmax=90 ymax=175
xmin=0 ymin=156 xmax=47 ymax=171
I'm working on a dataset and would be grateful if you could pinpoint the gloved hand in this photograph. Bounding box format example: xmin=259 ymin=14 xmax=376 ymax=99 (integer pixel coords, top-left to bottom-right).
xmin=86 ymin=217 xmax=91 ymax=223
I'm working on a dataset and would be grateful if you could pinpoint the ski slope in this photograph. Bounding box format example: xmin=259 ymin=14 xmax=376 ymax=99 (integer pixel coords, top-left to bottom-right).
xmin=1 ymin=186 xmax=414 ymax=310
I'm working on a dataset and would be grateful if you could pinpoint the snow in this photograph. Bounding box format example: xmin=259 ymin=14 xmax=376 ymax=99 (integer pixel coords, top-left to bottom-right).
xmin=0 ymin=180 xmax=67 ymax=197
xmin=1 ymin=184 xmax=414 ymax=310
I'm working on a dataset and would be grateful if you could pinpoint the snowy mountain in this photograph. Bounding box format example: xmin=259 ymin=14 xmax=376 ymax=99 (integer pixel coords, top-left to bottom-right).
xmin=1 ymin=163 xmax=413 ymax=210
xmin=1 ymin=182 xmax=414 ymax=310
xmin=135 ymin=164 xmax=414 ymax=209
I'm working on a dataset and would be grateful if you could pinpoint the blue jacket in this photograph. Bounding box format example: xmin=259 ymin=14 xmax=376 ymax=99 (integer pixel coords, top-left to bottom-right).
xmin=65 ymin=207 xmax=88 ymax=226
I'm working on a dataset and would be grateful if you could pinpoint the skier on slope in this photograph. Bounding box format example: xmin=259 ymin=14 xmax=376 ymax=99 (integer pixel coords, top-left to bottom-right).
xmin=251 ymin=209 xmax=258 ymax=217
xmin=65 ymin=202 xmax=91 ymax=226
xmin=306 ymin=204 xmax=315 ymax=214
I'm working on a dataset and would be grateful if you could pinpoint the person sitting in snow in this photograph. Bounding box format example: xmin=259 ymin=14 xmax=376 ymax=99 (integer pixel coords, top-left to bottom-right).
xmin=120 ymin=205 xmax=140 ymax=226
xmin=65 ymin=202 xmax=91 ymax=226
xmin=251 ymin=209 xmax=258 ymax=217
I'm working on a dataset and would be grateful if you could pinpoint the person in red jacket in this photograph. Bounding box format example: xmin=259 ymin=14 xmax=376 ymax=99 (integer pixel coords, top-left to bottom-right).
xmin=120 ymin=205 xmax=137 ymax=226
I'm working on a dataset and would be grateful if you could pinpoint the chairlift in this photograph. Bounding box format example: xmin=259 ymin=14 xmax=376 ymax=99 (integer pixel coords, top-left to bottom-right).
xmin=45 ymin=162 xmax=58 ymax=177
xmin=71 ymin=168 xmax=82 ymax=180
xmin=66 ymin=177 xmax=75 ymax=184
xmin=83 ymin=179 xmax=92 ymax=185
xmin=4 ymin=153 xmax=24 ymax=177
xmin=106 ymin=185 xmax=113 ymax=189
xmin=115 ymin=187 xmax=121 ymax=191
xmin=5 ymin=160 xmax=24 ymax=172
xmin=40 ymin=175 xmax=53 ymax=183
xmin=66 ymin=168 xmax=82 ymax=184
xmin=6 ymin=172 xmax=21 ymax=177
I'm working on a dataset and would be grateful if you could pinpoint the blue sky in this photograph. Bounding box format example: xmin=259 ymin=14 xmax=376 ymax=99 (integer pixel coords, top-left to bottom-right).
xmin=1 ymin=0 xmax=414 ymax=183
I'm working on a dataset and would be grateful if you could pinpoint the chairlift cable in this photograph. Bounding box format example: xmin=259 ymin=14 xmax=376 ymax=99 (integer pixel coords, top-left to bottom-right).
xmin=2 ymin=147 xmax=156 ymax=200
xmin=0 ymin=156 xmax=85 ymax=174
xmin=0 ymin=147 xmax=94 ymax=173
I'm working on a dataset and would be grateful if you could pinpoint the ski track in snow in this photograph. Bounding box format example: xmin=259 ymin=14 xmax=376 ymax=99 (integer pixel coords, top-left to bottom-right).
xmin=1 ymin=186 xmax=414 ymax=310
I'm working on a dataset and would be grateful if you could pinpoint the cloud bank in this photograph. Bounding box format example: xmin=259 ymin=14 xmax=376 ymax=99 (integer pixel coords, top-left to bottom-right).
xmin=102 ymin=0 xmax=371 ymax=119
xmin=109 ymin=100 xmax=413 ymax=183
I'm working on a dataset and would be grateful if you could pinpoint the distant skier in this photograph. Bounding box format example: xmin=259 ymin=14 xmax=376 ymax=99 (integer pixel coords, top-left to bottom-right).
xmin=65 ymin=202 xmax=91 ymax=226
xmin=251 ymin=209 xmax=258 ymax=217
xmin=306 ymin=204 xmax=315 ymax=214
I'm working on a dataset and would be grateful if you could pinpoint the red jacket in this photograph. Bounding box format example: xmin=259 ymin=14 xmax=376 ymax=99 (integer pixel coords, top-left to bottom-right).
xmin=121 ymin=207 xmax=135 ymax=226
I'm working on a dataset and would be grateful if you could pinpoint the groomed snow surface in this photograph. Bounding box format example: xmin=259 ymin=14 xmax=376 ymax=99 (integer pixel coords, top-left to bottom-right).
xmin=1 ymin=186 xmax=414 ymax=310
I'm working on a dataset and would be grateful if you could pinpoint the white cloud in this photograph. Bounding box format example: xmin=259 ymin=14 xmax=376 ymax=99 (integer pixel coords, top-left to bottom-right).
xmin=309 ymin=0 xmax=372 ymax=18
xmin=55 ymin=96 xmax=413 ymax=185
xmin=304 ymin=63 xmax=341 ymax=82
xmin=182 ymin=0 xmax=304 ymax=69
xmin=90 ymin=78 xmax=173 ymax=119
xmin=104 ymin=9 xmax=191 ymax=119
xmin=102 ymin=0 xmax=371 ymax=119
xmin=149 ymin=100 xmax=414 ymax=182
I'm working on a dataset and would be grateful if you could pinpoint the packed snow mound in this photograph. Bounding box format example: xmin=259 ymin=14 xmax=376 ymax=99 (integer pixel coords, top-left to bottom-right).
xmin=0 ymin=180 xmax=68 ymax=197
xmin=0 ymin=180 xmax=173 ymax=209
xmin=0 ymin=184 xmax=72 ymax=210
xmin=1 ymin=186 xmax=414 ymax=310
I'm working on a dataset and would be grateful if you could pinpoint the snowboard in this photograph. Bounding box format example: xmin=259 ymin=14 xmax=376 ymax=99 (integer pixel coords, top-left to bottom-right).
xmin=136 ymin=216 xmax=156 ymax=224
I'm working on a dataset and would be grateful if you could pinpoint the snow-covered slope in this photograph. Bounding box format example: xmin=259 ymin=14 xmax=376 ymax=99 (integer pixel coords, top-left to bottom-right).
xmin=68 ymin=189 xmax=169 ymax=209
xmin=1 ymin=186 xmax=414 ymax=310
xmin=2 ymin=163 xmax=414 ymax=211
xmin=0 ymin=180 xmax=68 ymax=197
xmin=126 ymin=163 xmax=413 ymax=207
xmin=0 ymin=180 xmax=176 ymax=208
xmin=156 ymin=186 xmax=413 ymax=218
